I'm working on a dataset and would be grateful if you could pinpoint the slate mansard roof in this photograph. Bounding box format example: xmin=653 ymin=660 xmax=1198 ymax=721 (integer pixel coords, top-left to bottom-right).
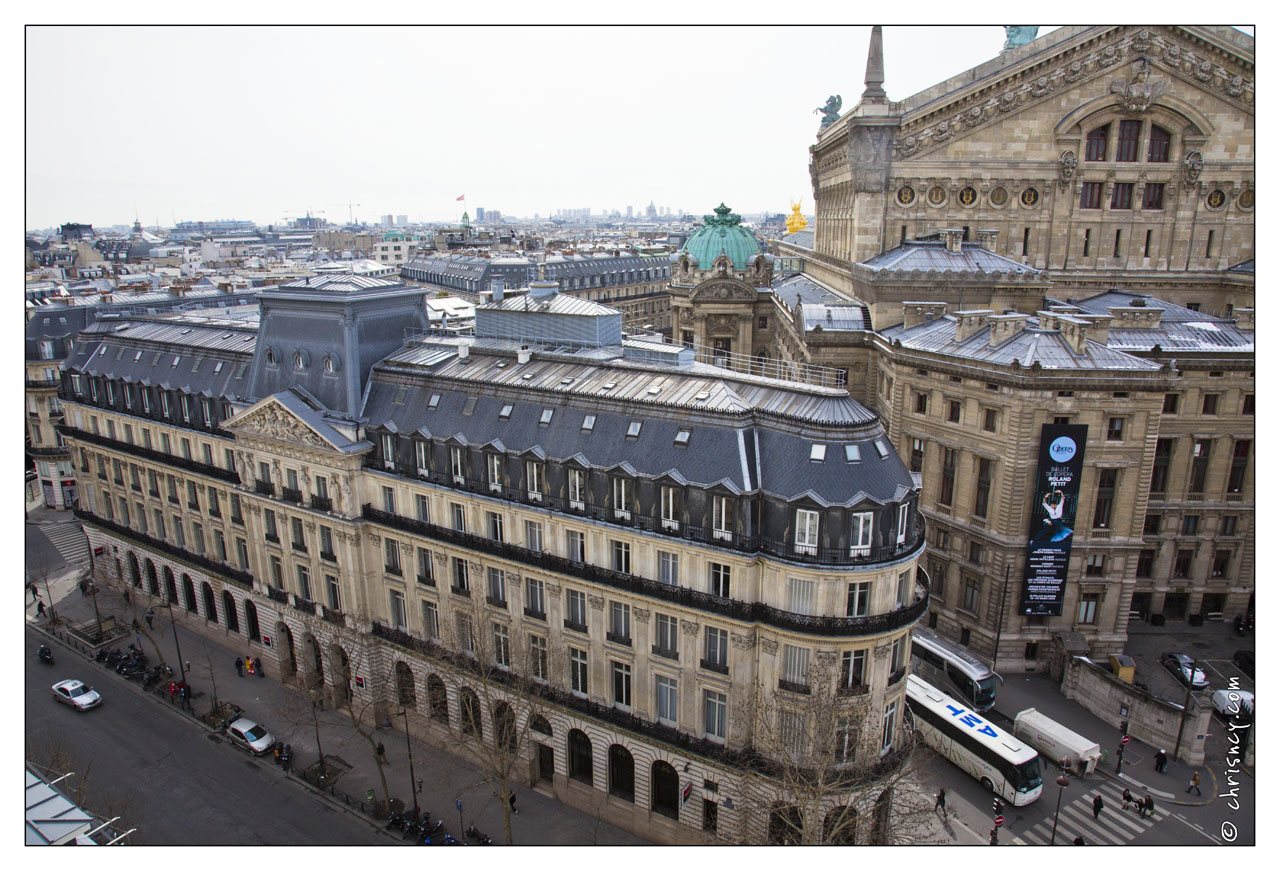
xmin=366 ymin=338 xmax=912 ymax=508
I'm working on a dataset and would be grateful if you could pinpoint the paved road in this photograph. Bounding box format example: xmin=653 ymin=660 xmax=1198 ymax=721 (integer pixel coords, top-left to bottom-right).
xmin=25 ymin=626 xmax=392 ymax=846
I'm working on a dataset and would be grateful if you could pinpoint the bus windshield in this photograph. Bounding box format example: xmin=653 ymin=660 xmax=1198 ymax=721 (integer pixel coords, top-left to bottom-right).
xmin=974 ymin=676 xmax=998 ymax=705
xmin=1013 ymin=756 xmax=1042 ymax=792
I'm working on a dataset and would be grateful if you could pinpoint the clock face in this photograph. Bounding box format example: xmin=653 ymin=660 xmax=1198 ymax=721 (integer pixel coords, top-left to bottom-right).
xmin=1236 ymin=190 xmax=1253 ymax=210
xmin=1020 ymin=187 xmax=1040 ymax=207
xmin=959 ymin=187 xmax=978 ymax=206
xmin=897 ymin=186 xmax=916 ymax=205
xmin=989 ymin=187 xmax=1009 ymax=207
xmin=1207 ymin=189 xmax=1226 ymax=209
xmin=928 ymin=186 xmax=947 ymax=206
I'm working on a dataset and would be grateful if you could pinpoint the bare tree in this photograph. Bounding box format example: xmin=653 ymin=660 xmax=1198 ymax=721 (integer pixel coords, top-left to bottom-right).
xmin=732 ymin=662 xmax=934 ymax=845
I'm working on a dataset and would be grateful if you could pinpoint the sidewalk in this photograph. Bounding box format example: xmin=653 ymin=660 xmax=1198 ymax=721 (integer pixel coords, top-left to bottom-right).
xmin=994 ymin=674 xmax=1214 ymax=807
xmin=29 ymin=574 xmax=648 ymax=846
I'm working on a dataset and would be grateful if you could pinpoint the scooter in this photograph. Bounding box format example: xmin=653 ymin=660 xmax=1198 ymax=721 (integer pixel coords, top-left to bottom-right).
xmin=37 ymin=645 xmax=54 ymax=665
xmin=1234 ymin=614 xmax=1246 ymax=636
xmin=464 ymin=824 xmax=492 ymax=845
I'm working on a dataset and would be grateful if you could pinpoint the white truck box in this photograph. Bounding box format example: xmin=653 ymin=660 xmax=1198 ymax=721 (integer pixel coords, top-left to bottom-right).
xmin=1013 ymin=707 xmax=1103 ymax=776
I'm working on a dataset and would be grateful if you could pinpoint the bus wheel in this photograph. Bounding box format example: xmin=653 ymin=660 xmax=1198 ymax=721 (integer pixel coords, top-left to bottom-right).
xmin=980 ymin=777 xmax=994 ymax=793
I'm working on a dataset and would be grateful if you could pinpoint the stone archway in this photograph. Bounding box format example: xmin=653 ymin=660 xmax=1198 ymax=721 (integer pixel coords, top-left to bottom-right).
xmin=181 ymin=574 xmax=196 ymax=612
xmin=395 ymin=661 xmax=417 ymax=707
xmin=608 ymin=744 xmax=635 ymax=802
xmin=147 ymin=560 xmax=160 ymax=597
xmin=567 ymin=729 xmax=593 ymax=786
xmin=301 ymin=633 xmax=324 ymax=690
xmin=459 ymin=687 xmax=482 ymax=738
xmin=245 ymin=600 xmax=261 ymax=642
xmin=650 ymin=760 xmax=680 ymax=820
xmin=328 ymin=644 xmax=352 ymax=705
xmin=275 ymin=621 xmax=296 ymax=677
xmin=127 ymin=552 xmax=141 ymax=587
xmin=222 ymin=590 xmax=240 ymax=633
xmin=201 ymin=582 xmax=217 ymax=622
xmin=427 ymin=674 xmax=449 ymax=723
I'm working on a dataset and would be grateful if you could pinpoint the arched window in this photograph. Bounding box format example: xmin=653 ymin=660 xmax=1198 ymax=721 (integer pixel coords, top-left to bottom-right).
xmin=222 ymin=590 xmax=239 ymax=633
xmin=460 ymin=687 xmax=482 ymax=738
xmin=650 ymin=760 xmax=680 ymax=819
xmin=244 ymin=599 xmax=261 ymax=641
xmin=1148 ymin=124 xmax=1171 ymax=162
xmin=201 ymin=582 xmax=217 ymax=622
xmin=1085 ymin=124 xmax=1109 ymax=161
xmin=127 ymin=552 xmax=141 ymax=587
xmin=567 ymin=729 xmax=593 ymax=786
xmin=492 ymin=701 xmax=516 ymax=752
xmin=823 ymin=805 xmax=858 ymax=845
xmin=147 ymin=560 xmax=160 ymax=596
xmin=529 ymin=715 xmax=552 ymax=736
xmin=608 ymin=745 xmax=635 ymax=802
xmin=428 ymin=675 xmax=449 ymax=723
xmin=182 ymin=575 xmax=196 ymax=612
xmin=395 ymin=661 xmax=417 ymax=707
xmin=768 ymin=805 xmax=804 ymax=845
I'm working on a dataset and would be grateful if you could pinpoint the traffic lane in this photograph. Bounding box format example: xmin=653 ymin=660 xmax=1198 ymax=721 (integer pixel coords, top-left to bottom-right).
xmin=25 ymin=521 xmax=68 ymax=578
xmin=914 ymin=744 xmax=1052 ymax=834
xmin=26 ymin=628 xmax=389 ymax=846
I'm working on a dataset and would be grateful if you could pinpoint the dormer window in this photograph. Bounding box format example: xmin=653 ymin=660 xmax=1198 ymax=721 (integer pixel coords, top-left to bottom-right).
xmin=171 ymin=355 xmax=181 ymax=367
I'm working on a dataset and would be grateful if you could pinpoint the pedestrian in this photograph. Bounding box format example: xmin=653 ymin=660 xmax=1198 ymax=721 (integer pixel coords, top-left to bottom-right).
xmin=1121 ymin=788 xmax=1133 ymax=810
xmin=168 ymin=681 xmax=178 ymax=703
xmin=132 ymin=617 xmax=141 ymax=632
xmin=376 ymin=742 xmax=386 ymax=763
xmin=934 ymin=787 xmax=946 ymax=815
xmin=1115 ymin=746 xmax=1125 ymax=773
xmin=245 ymin=656 xmax=254 ymax=676
xmin=1073 ymin=836 xmax=1085 ymax=846
xmin=145 ymin=607 xmax=155 ymax=629
xmin=1141 ymin=795 xmax=1155 ymax=818
xmin=180 ymin=684 xmax=191 ymax=712
xmin=78 ymin=579 xmax=87 ymax=596
xmin=123 ymin=588 xmax=131 ymax=605
xmin=1186 ymin=770 xmax=1201 ymax=796
xmin=36 ymin=600 xmax=46 ymax=618
xmin=184 ymin=659 xmax=191 ymax=675
xmin=1154 ymin=749 xmax=1167 ymax=773
xmin=1092 ymin=794 xmax=1104 ymax=820
xmin=282 ymin=745 xmax=292 ymax=773
xmin=28 ymin=581 xmax=38 ymax=602
xmin=509 ymin=791 xmax=519 ymax=816
xmin=257 ymin=658 xmax=266 ymax=678
xmin=235 ymin=657 xmax=244 ymax=677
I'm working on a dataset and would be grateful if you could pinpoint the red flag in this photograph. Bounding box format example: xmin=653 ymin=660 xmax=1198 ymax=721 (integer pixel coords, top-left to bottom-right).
xmin=456 ymin=194 xmax=465 ymax=201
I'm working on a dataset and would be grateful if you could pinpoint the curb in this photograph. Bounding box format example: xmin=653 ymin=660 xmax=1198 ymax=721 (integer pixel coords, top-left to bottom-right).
xmin=29 ymin=618 xmax=401 ymax=844
xmin=1099 ymin=764 xmax=1216 ymax=807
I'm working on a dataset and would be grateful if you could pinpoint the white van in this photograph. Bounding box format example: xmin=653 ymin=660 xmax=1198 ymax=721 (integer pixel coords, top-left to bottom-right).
xmin=1012 ymin=708 xmax=1102 ymax=776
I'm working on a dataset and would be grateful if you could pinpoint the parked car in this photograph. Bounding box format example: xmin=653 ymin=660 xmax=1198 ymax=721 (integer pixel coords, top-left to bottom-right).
xmin=1161 ymin=652 xmax=1209 ymax=689
xmin=1233 ymin=649 xmax=1254 ymax=678
xmin=51 ymin=679 xmax=102 ymax=711
xmin=1211 ymin=689 xmax=1254 ymax=722
xmin=224 ymin=717 xmax=275 ymax=755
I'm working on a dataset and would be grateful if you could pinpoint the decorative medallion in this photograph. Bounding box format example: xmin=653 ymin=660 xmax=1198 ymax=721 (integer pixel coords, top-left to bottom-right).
xmin=1237 ymin=189 xmax=1253 ymax=210
xmin=1058 ymin=150 xmax=1078 ymax=184
xmin=989 ymin=186 xmax=1009 ymax=207
xmin=896 ymin=186 xmax=915 ymax=206
xmin=958 ymin=186 xmax=978 ymax=207
xmin=927 ymin=186 xmax=947 ymax=206
xmin=1020 ymin=187 xmax=1040 ymax=207
xmin=1206 ymin=189 xmax=1226 ymax=210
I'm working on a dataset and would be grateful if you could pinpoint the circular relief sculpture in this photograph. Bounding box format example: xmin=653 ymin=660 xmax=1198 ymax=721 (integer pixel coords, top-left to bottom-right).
xmin=897 ymin=186 xmax=916 ymax=206
xmin=959 ymin=186 xmax=978 ymax=207
xmin=1206 ymin=189 xmax=1226 ymax=210
xmin=1236 ymin=189 xmax=1253 ymax=210
xmin=1020 ymin=187 xmax=1040 ymax=207
xmin=989 ymin=186 xmax=1009 ymax=207
xmin=927 ymin=185 xmax=948 ymax=206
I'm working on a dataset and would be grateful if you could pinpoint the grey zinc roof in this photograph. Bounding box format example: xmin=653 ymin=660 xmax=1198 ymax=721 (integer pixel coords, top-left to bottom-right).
xmin=771 ymin=273 xmax=848 ymax=305
xmin=800 ymin=303 xmax=870 ymax=332
xmin=1227 ymin=259 xmax=1254 ymax=274
xmin=779 ymin=229 xmax=814 ymax=250
xmin=860 ymin=240 xmax=1040 ymax=274
xmin=1050 ymin=292 xmax=1254 ymax=353
xmin=481 ymin=292 xmax=620 ymax=318
xmin=880 ymin=315 xmax=1163 ymax=372
xmin=66 ymin=320 xmax=257 ymax=396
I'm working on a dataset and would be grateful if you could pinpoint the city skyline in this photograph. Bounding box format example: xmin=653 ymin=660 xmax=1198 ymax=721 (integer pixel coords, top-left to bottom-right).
xmin=26 ymin=25 xmax=1057 ymax=229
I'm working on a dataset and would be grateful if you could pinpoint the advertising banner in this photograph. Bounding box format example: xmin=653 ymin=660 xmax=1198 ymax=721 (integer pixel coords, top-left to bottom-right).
xmin=1020 ymin=424 xmax=1089 ymax=616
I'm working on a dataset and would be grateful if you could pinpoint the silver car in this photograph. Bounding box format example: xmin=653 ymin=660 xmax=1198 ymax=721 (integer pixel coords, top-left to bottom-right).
xmin=225 ymin=717 xmax=275 ymax=755
xmin=1161 ymin=652 xmax=1209 ymax=689
xmin=51 ymin=679 xmax=102 ymax=711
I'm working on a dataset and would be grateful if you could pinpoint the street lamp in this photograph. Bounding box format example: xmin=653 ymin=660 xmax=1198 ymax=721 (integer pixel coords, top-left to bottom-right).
xmin=400 ymin=708 xmax=419 ymax=815
xmin=1048 ymin=774 xmax=1071 ymax=845
xmin=165 ymin=599 xmax=187 ymax=685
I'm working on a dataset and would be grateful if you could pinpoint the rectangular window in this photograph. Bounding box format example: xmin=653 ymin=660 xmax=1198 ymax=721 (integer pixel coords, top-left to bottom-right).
xmin=1080 ymin=182 xmax=1103 ymax=209
xmin=451 ymin=557 xmax=470 ymax=593
xmin=416 ymin=547 xmax=434 ymax=585
xmin=263 ymin=508 xmax=278 ymax=541
xmin=974 ymin=458 xmax=992 ymax=519
xmin=1202 ymin=394 xmax=1219 ymax=415
xmin=1174 ymin=550 xmax=1193 ymax=578
xmin=940 ymin=448 xmax=956 ymax=506
xmin=486 ymin=454 xmax=503 ymax=491
xmin=611 ymin=539 xmax=631 ymax=574
xmin=703 ymin=626 xmax=728 ymax=671
xmin=712 ymin=495 xmax=732 ymax=541
xmin=1094 ymin=468 xmax=1117 ymax=528
xmin=947 ymin=399 xmax=961 ymax=423
xmin=657 ymin=550 xmax=679 ymax=585
xmin=530 ymin=635 xmax=548 ymax=681
xmin=450 ymin=503 xmax=465 ymax=532
xmin=1212 ymin=550 xmax=1231 ymax=578
xmin=487 ymin=567 xmax=506 ymax=604
xmin=1228 ymin=440 xmax=1250 ymax=493
xmin=782 ymin=644 xmax=810 ymax=687
xmin=656 ymin=676 xmax=678 ymax=725
xmin=1086 ymin=553 xmax=1106 ymax=576
xmin=983 ymin=408 xmax=997 ymax=432
xmin=846 ymin=582 xmax=870 ymax=617
xmin=1181 ymin=514 xmax=1200 ymax=536
xmin=849 ymin=512 xmax=873 ymax=556
xmin=660 ymin=486 xmax=680 ymax=530
xmin=612 ymin=661 xmax=632 ymax=708
xmin=421 ymin=601 xmax=439 ymax=640
xmin=1111 ymin=182 xmax=1134 ymax=210
xmin=1116 ymin=119 xmax=1141 ymax=161
xmin=1107 ymin=417 xmax=1125 ymax=441
xmin=841 ymin=649 xmax=867 ymax=690
xmin=1221 ymin=515 xmax=1238 ymax=536
xmin=388 ymin=591 xmax=407 ymax=631
xmin=450 ymin=446 xmax=465 ymax=484
xmin=487 ymin=511 xmax=504 ymax=542
xmin=524 ymin=520 xmax=543 ymax=552
xmin=415 ymin=440 xmax=430 ymax=476
xmin=787 ymin=577 xmax=815 ymax=615
xmin=381 ymin=485 xmax=396 ymax=514
xmin=384 ymin=538 xmax=402 ymax=574
xmin=910 ymin=439 xmax=923 ymax=473
xmin=708 ymin=562 xmax=731 ymax=598
xmin=566 ymin=589 xmax=587 ymax=629
xmin=269 ymin=556 xmax=282 ymax=588
xmin=963 ymin=577 xmax=981 ymax=613
xmin=704 ymin=690 xmax=727 ymax=741
xmin=234 ymin=537 xmax=248 ymax=570
xmin=568 ymin=468 xmax=586 ymax=510
xmin=492 ymin=623 xmax=511 ymax=668
xmin=1077 ymin=593 xmax=1100 ymax=625
xmin=414 ymin=493 xmax=430 ymax=523
xmin=456 ymin=613 xmax=473 ymax=653
xmin=569 ymin=647 xmax=588 ymax=695
xmin=1143 ymin=182 xmax=1165 ymax=210
xmin=655 ymin=613 xmax=678 ymax=657
xmin=296 ymin=564 xmax=312 ymax=602
xmin=1136 ymin=550 xmax=1155 ymax=578
xmin=1190 ymin=439 xmax=1211 ymax=493
xmin=525 ymin=460 xmax=543 ymax=501
xmin=319 ymin=525 xmax=335 ymax=559
xmin=794 ymin=508 xmax=819 ymax=555
xmin=326 ymin=574 xmax=340 ymax=612
xmin=612 ymin=477 xmax=631 ymax=521
xmin=914 ymin=392 xmax=928 ymax=414
xmin=1150 ymin=438 xmax=1172 ymax=493
xmin=566 ymin=529 xmax=585 ymax=563
xmin=608 ymin=601 xmax=631 ymax=643
xmin=525 ymin=576 xmax=545 ymax=617
xmin=882 ymin=701 xmax=899 ymax=752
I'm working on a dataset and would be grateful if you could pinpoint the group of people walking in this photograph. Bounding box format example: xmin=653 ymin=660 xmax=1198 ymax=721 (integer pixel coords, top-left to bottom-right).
xmin=234 ymin=656 xmax=266 ymax=678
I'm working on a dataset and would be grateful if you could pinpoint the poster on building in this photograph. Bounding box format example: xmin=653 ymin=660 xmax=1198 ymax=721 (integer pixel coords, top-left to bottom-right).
xmin=1020 ymin=424 xmax=1089 ymax=616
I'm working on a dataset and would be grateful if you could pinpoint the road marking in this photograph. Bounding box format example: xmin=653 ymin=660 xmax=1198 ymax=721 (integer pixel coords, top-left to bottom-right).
xmin=1013 ymin=786 xmax=1166 ymax=846
xmin=1170 ymin=812 xmax=1223 ymax=845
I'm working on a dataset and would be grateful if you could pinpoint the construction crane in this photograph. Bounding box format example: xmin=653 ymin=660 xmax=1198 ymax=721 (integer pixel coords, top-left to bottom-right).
xmin=329 ymin=202 xmax=362 ymax=225
xmin=280 ymin=208 xmax=326 ymax=228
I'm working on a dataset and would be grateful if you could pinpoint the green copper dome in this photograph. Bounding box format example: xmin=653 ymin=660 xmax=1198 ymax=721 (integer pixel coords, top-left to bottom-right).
xmin=682 ymin=203 xmax=760 ymax=269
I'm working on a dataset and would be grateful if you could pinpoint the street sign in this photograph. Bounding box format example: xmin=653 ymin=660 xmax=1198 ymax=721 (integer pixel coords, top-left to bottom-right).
xmin=456 ymin=800 xmax=463 ymax=813
xmin=994 ymin=815 xmax=1005 ymax=827
xmin=1121 ymin=735 xmax=1131 ymax=745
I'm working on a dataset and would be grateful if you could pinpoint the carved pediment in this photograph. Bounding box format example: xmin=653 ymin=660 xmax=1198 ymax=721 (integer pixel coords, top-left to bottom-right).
xmin=690 ymin=279 xmax=757 ymax=303
xmin=227 ymin=400 xmax=330 ymax=449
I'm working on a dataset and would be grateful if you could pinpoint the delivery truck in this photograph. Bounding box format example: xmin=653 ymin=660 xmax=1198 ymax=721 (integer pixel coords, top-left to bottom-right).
xmin=1012 ymin=708 xmax=1102 ymax=776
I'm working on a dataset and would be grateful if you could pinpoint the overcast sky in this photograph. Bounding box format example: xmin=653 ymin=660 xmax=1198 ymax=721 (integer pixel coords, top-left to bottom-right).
xmin=28 ymin=25 xmax=1066 ymax=229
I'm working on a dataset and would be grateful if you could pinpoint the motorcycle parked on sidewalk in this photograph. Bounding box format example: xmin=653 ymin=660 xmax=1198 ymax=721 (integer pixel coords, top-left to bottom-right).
xmin=37 ymin=645 xmax=54 ymax=665
xmin=464 ymin=824 xmax=492 ymax=845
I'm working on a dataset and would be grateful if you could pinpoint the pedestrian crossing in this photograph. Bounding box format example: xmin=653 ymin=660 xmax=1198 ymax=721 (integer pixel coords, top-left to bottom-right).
xmin=1012 ymin=784 xmax=1167 ymax=846
xmin=41 ymin=521 xmax=89 ymax=565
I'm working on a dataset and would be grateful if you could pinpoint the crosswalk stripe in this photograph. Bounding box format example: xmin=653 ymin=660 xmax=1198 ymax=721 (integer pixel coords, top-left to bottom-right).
xmin=1060 ymin=805 xmax=1125 ymax=844
xmin=1008 ymin=786 xmax=1175 ymax=847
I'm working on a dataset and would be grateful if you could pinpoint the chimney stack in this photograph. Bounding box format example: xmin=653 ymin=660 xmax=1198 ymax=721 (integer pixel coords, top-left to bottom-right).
xmin=988 ymin=313 xmax=1029 ymax=347
xmin=940 ymin=229 xmax=965 ymax=253
xmin=954 ymin=309 xmax=993 ymax=343
xmin=903 ymin=301 xmax=948 ymax=329
xmin=975 ymin=229 xmax=1000 ymax=251
xmin=1234 ymin=308 xmax=1254 ymax=331
xmin=1078 ymin=313 xmax=1113 ymax=346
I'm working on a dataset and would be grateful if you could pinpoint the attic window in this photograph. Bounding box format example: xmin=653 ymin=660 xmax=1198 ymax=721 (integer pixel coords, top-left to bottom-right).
xmin=810 ymin=444 xmax=827 ymax=462
xmin=98 ymin=345 xmax=106 ymax=356
xmin=540 ymin=409 xmax=554 ymax=425
xmin=674 ymin=429 xmax=691 ymax=446
xmin=393 ymin=386 xmax=408 ymax=405
xmin=191 ymin=358 xmax=201 ymax=372
xmin=496 ymin=362 xmax=507 ymax=369
xmin=560 ymin=377 xmax=574 ymax=385
xmin=873 ymin=440 xmax=890 ymax=458
xmin=626 ymin=421 xmax=642 ymax=438
xmin=243 ymin=336 xmax=253 ymax=343
xmin=499 ymin=404 xmax=513 ymax=419
xmin=463 ymin=396 xmax=478 ymax=415
xmin=845 ymin=444 xmax=861 ymax=463
xmin=171 ymin=355 xmax=181 ymax=367
xmin=115 ymin=349 xmax=124 ymax=360
xmin=602 ymin=381 xmax=617 ymax=391
xmin=520 ymin=373 xmax=534 ymax=381
xmin=213 ymin=361 xmax=224 ymax=375
xmin=647 ymin=386 xmax=662 ymax=395
xmin=694 ymin=391 xmax=710 ymax=402
xmin=152 ymin=352 xmax=162 ymax=364
xmin=949 ymin=375 xmax=962 ymax=383
xmin=582 ymin=414 xmax=596 ymax=432
xmin=223 ymin=333 xmax=234 ymax=339
xmin=428 ymin=393 xmax=441 ymax=409
xmin=134 ymin=351 xmax=143 ymax=362
xmin=180 ymin=328 xmax=193 ymax=335
xmin=916 ymin=368 xmax=928 ymax=376
xmin=986 ymin=382 xmax=999 ymax=392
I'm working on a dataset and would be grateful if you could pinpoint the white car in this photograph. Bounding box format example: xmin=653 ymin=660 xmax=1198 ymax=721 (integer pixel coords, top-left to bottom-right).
xmin=51 ymin=679 xmax=102 ymax=711
xmin=1211 ymin=689 xmax=1254 ymax=721
xmin=225 ymin=717 xmax=275 ymax=755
